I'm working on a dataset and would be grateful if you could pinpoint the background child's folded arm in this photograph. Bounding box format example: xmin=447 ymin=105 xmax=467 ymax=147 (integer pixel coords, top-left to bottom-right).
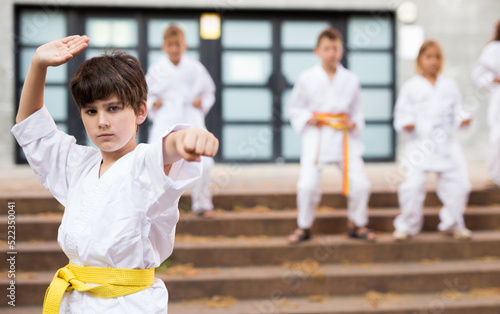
xmin=347 ymin=83 xmax=365 ymax=136
xmin=197 ymin=66 xmax=216 ymax=115
xmin=287 ymin=79 xmax=313 ymax=134
xmin=393 ymin=83 xmax=417 ymax=133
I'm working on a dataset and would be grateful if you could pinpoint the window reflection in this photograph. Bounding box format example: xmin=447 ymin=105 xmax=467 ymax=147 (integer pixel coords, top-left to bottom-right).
xmin=222 ymin=52 xmax=272 ymax=85
xmin=86 ymin=18 xmax=138 ymax=47
xmin=222 ymin=125 xmax=273 ymax=159
xmin=281 ymin=21 xmax=330 ymax=49
xmin=222 ymin=21 xmax=272 ymax=49
xmin=223 ymin=88 xmax=272 ymax=121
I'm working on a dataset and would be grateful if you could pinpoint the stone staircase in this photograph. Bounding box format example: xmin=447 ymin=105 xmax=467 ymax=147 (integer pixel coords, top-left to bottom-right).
xmin=1 ymin=190 xmax=500 ymax=313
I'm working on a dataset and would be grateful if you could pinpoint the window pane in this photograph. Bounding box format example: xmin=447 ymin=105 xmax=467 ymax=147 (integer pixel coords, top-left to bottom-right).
xmin=222 ymin=52 xmax=272 ymax=85
xmin=347 ymin=16 xmax=392 ymax=49
xmin=282 ymin=124 xmax=301 ymax=159
xmin=20 ymin=10 xmax=67 ymax=45
xmin=281 ymin=89 xmax=292 ymax=121
xmin=20 ymin=48 xmax=66 ymax=83
xmin=222 ymin=21 xmax=272 ymax=48
xmin=281 ymin=21 xmax=330 ymax=49
xmin=282 ymin=52 xmax=318 ymax=85
xmin=222 ymin=125 xmax=272 ymax=159
xmin=148 ymin=19 xmax=199 ymax=48
xmin=361 ymin=124 xmax=393 ymax=158
xmin=85 ymin=49 xmax=138 ymax=60
xmin=44 ymin=86 xmax=68 ymax=121
xmin=86 ymin=18 xmax=138 ymax=47
xmin=360 ymin=88 xmax=393 ymax=121
xmin=348 ymin=52 xmax=392 ymax=85
xmin=147 ymin=50 xmax=199 ymax=68
xmin=223 ymin=88 xmax=272 ymax=121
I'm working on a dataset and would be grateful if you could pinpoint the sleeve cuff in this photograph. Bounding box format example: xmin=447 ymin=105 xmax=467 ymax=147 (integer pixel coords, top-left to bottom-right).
xmin=11 ymin=106 xmax=57 ymax=146
xmin=148 ymin=124 xmax=203 ymax=191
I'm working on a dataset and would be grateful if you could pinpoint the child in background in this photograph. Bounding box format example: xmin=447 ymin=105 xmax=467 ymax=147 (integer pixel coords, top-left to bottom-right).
xmin=393 ymin=40 xmax=472 ymax=241
xmin=287 ymin=28 xmax=375 ymax=243
xmin=472 ymin=19 xmax=500 ymax=190
xmin=146 ymin=24 xmax=217 ymax=217
xmin=12 ymin=35 xmax=218 ymax=313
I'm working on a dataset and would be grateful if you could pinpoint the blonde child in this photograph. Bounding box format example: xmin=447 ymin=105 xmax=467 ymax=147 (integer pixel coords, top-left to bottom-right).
xmin=393 ymin=40 xmax=472 ymax=241
xmin=146 ymin=25 xmax=216 ymax=217
xmin=287 ymin=28 xmax=375 ymax=243
xmin=472 ymin=19 xmax=500 ymax=189
xmin=12 ymin=35 xmax=218 ymax=313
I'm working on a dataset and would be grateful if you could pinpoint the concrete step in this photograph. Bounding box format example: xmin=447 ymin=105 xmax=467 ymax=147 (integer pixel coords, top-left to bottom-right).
xmin=167 ymin=292 xmax=500 ymax=314
xmin=5 ymin=231 xmax=500 ymax=271
xmin=2 ymin=189 xmax=499 ymax=215
xmin=3 ymin=290 xmax=500 ymax=314
xmin=2 ymin=206 xmax=500 ymax=241
xmin=176 ymin=206 xmax=500 ymax=237
xmin=2 ymin=259 xmax=500 ymax=306
xmin=171 ymin=231 xmax=500 ymax=267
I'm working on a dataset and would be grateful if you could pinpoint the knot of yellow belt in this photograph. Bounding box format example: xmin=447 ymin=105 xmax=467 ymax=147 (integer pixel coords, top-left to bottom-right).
xmin=313 ymin=112 xmax=350 ymax=196
xmin=43 ymin=262 xmax=155 ymax=314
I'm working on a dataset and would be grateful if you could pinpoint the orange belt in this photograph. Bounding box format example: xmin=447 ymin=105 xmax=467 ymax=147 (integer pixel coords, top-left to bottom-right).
xmin=313 ymin=112 xmax=350 ymax=196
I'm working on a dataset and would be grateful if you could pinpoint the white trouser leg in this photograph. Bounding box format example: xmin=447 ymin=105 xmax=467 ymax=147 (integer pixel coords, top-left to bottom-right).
xmin=436 ymin=162 xmax=471 ymax=233
xmin=297 ymin=162 xmax=322 ymax=230
xmin=488 ymin=126 xmax=500 ymax=185
xmin=191 ymin=156 xmax=214 ymax=213
xmin=394 ymin=169 xmax=427 ymax=235
xmin=341 ymin=156 xmax=371 ymax=227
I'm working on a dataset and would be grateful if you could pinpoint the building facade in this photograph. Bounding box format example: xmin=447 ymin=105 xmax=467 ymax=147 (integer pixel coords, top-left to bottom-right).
xmin=1 ymin=0 xmax=498 ymax=167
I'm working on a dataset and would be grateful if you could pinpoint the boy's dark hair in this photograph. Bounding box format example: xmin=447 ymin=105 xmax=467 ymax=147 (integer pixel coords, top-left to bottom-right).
xmin=70 ymin=51 xmax=147 ymax=114
xmin=316 ymin=27 xmax=343 ymax=47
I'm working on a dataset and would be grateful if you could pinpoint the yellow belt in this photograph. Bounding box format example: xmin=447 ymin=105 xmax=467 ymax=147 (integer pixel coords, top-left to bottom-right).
xmin=43 ymin=261 xmax=155 ymax=314
xmin=313 ymin=112 xmax=350 ymax=196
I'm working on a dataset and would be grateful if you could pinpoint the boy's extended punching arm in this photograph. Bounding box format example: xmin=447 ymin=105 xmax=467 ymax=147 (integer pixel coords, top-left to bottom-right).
xmin=162 ymin=129 xmax=219 ymax=172
xmin=16 ymin=35 xmax=89 ymax=124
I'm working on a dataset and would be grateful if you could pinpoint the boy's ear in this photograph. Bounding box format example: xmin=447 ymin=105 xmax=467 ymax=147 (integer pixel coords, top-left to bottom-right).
xmin=136 ymin=101 xmax=148 ymax=125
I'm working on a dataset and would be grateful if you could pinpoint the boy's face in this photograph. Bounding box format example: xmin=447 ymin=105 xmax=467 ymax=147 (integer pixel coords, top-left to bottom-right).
xmin=81 ymin=95 xmax=147 ymax=153
xmin=162 ymin=36 xmax=187 ymax=65
xmin=314 ymin=37 xmax=343 ymax=69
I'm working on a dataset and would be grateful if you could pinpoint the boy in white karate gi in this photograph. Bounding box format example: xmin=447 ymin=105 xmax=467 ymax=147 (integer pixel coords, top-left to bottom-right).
xmin=472 ymin=19 xmax=500 ymax=189
xmin=393 ymin=40 xmax=472 ymax=241
xmin=146 ymin=25 xmax=216 ymax=217
xmin=12 ymin=35 xmax=218 ymax=313
xmin=287 ymin=28 xmax=375 ymax=243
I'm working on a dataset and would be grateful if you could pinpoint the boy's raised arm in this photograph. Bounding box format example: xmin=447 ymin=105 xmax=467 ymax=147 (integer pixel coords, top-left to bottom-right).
xmin=16 ymin=35 xmax=89 ymax=124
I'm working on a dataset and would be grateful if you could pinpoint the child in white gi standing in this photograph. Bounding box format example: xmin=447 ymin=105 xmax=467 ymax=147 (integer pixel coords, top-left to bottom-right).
xmin=12 ymin=35 xmax=218 ymax=313
xmin=393 ymin=40 xmax=472 ymax=241
xmin=287 ymin=28 xmax=375 ymax=243
xmin=146 ymin=25 xmax=216 ymax=217
xmin=472 ymin=19 xmax=500 ymax=189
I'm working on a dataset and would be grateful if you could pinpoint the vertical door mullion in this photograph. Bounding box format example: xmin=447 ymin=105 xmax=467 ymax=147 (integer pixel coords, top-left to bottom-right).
xmin=67 ymin=8 xmax=86 ymax=145
xmin=137 ymin=12 xmax=150 ymax=143
xmin=200 ymin=14 xmax=223 ymax=162
xmin=271 ymin=17 xmax=283 ymax=162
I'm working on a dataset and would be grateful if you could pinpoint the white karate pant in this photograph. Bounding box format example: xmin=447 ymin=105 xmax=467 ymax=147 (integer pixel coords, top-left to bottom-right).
xmin=488 ymin=125 xmax=500 ymax=185
xmin=394 ymin=164 xmax=471 ymax=235
xmin=296 ymin=156 xmax=371 ymax=230
xmin=191 ymin=156 xmax=214 ymax=213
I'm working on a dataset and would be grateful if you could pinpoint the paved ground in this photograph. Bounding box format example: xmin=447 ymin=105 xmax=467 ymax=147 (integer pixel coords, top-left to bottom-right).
xmin=0 ymin=162 xmax=492 ymax=197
